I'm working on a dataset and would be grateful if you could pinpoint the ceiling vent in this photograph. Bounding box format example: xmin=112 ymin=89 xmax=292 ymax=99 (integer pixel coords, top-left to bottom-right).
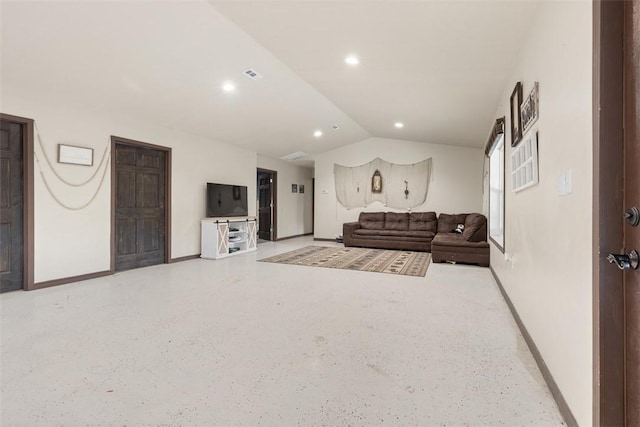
xmin=281 ymin=151 xmax=308 ymax=161
xmin=331 ymin=125 xmax=340 ymax=130
xmin=243 ymin=68 xmax=263 ymax=80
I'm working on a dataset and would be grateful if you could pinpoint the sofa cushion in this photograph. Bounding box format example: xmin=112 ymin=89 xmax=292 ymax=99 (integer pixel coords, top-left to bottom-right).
xmin=432 ymin=232 xmax=489 ymax=249
xmin=384 ymin=212 xmax=409 ymax=230
xmin=354 ymin=229 xmax=434 ymax=239
xmin=359 ymin=212 xmax=385 ymax=229
xmin=409 ymin=212 xmax=437 ymax=232
xmin=462 ymin=213 xmax=487 ymax=242
xmin=351 ymin=233 xmax=434 ymax=243
xmin=437 ymin=213 xmax=469 ymax=233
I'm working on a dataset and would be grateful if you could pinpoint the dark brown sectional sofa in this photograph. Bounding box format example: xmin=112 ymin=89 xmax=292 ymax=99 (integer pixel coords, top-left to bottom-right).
xmin=343 ymin=211 xmax=489 ymax=267
xmin=343 ymin=212 xmax=437 ymax=252
xmin=431 ymin=213 xmax=490 ymax=267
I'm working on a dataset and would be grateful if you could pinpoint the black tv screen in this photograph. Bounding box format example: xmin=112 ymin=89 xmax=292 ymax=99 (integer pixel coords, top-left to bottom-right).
xmin=206 ymin=183 xmax=248 ymax=217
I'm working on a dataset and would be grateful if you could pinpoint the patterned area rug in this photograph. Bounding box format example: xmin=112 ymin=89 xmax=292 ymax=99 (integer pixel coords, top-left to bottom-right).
xmin=259 ymin=246 xmax=431 ymax=277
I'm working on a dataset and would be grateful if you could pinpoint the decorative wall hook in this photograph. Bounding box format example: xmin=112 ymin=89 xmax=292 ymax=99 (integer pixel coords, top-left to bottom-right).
xmin=404 ymin=180 xmax=409 ymax=199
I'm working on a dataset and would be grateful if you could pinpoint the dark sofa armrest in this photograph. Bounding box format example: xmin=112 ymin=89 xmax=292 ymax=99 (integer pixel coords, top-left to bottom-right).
xmin=462 ymin=214 xmax=488 ymax=242
xmin=343 ymin=222 xmax=361 ymax=246
xmin=343 ymin=221 xmax=361 ymax=236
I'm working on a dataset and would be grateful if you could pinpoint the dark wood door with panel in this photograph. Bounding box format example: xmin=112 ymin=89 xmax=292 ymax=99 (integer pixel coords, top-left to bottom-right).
xmin=0 ymin=120 xmax=24 ymax=292
xmin=114 ymin=143 xmax=166 ymax=271
xmin=624 ymin=1 xmax=640 ymax=424
xmin=258 ymin=171 xmax=273 ymax=241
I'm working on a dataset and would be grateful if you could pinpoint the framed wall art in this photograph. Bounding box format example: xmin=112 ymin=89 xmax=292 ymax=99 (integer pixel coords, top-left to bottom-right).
xmin=371 ymin=169 xmax=382 ymax=193
xmin=510 ymin=82 xmax=523 ymax=147
xmin=511 ymin=130 xmax=539 ymax=192
xmin=521 ymin=82 xmax=539 ymax=135
xmin=58 ymin=144 xmax=94 ymax=166
xmin=291 ymin=184 xmax=298 ymax=193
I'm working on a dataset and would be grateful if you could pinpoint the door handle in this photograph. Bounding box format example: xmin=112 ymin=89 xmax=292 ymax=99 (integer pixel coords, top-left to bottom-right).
xmin=607 ymin=249 xmax=639 ymax=270
xmin=624 ymin=207 xmax=640 ymax=226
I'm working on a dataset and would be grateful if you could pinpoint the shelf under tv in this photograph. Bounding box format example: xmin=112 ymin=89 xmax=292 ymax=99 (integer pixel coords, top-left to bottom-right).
xmin=200 ymin=216 xmax=257 ymax=259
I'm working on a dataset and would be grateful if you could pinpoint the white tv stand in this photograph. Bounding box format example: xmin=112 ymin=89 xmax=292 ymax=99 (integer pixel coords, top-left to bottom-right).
xmin=201 ymin=216 xmax=257 ymax=259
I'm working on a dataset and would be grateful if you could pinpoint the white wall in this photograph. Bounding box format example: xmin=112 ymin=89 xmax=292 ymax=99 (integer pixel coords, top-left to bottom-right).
xmin=313 ymin=137 xmax=484 ymax=239
xmin=487 ymin=2 xmax=592 ymax=425
xmin=257 ymin=155 xmax=313 ymax=239
xmin=2 ymin=91 xmax=257 ymax=283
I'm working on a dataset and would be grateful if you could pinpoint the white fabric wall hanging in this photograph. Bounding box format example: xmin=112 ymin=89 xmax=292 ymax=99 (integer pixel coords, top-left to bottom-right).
xmin=334 ymin=157 xmax=432 ymax=209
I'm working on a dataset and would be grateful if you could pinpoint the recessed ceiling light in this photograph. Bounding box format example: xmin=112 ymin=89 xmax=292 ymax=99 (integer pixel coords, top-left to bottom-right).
xmin=222 ymin=82 xmax=236 ymax=92
xmin=394 ymin=122 xmax=404 ymax=128
xmin=345 ymin=55 xmax=359 ymax=65
xmin=314 ymin=130 xmax=323 ymax=137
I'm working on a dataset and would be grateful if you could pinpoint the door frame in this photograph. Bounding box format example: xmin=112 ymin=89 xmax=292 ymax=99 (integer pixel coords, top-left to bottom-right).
xmin=593 ymin=0 xmax=626 ymax=425
xmin=0 ymin=113 xmax=34 ymax=291
xmin=311 ymin=178 xmax=315 ymax=234
xmin=110 ymin=136 xmax=171 ymax=272
xmin=257 ymin=167 xmax=277 ymax=241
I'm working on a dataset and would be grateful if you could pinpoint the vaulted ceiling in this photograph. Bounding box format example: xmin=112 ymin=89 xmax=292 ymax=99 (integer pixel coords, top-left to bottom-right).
xmin=1 ymin=1 xmax=539 ymax=165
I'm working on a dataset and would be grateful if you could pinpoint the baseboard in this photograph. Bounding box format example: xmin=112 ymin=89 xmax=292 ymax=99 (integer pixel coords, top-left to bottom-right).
xmin=489 ymin=267 xmax=578 ymax=427
xmin=276 ymin=233 xmax=313 ymax=241
xmin=30 ymin=255 xmax=199 ymax=290
xmin=313 ymin=237 xmax=336 ymax=242
xmin=30 ymin=256 xmax=200 ymax=290
xmin=32 ymin=270 xmax=113 ymax=290
xmin=170 ymin=254 xmax=200 ymax=263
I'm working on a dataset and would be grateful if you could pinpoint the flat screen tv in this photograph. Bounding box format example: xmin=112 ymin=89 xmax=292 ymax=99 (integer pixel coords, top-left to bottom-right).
xmin=206 ymin=183 xmax=248 ymax=218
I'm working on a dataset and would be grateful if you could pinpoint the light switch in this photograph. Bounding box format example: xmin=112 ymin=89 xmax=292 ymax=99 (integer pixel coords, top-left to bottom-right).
xmin=557 ymin=175 xmax=566 ymax=196
xmin=564 ymin=169 xmax=573 ymax=194
xmin=557 ymin=170 xmax=573 ymax=196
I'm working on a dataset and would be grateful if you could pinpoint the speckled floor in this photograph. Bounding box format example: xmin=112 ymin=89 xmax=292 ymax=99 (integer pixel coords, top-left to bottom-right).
xmin=0 ymin=237 xmax=565 ymax=426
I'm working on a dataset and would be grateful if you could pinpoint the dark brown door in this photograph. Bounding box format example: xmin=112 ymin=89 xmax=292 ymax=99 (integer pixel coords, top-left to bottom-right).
xmin=312 ymin=178 xmax=315 ymax=234
xmin=114 ymin=143 xmax=166 ymax=271
xmin=257 ymin=169 xmax=275 ymax=241
xmin=595 ymin=1 xmax=640 ymax=424
xmin=0 ymin=120 xmax=24 ymax=292
xmin=624 ymin=1 xmax=640 ymax=424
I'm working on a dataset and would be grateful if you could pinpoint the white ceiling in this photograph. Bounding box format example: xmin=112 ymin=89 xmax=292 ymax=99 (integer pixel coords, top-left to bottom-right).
xmin=0 ymin=1 xmax=540 ymax=166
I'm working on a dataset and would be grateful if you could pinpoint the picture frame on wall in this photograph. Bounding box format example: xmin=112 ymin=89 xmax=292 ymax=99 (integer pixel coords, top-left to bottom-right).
xmin=521 ymin=82 xmax=539 ymax=135
xmin=291 ymin=184 xmax=298 ymax=193
xmin=299 ymin=184 xmax=304 ymax=193
xmin=510 ymin=82 xmax=523 ymax=147
xmin=371 ymin=169 xmax=383 ymax=193
xmin=511 ymin=130 xmax=539 ymax=192
xmin=58 ymin=144 xmax=94 ymax=166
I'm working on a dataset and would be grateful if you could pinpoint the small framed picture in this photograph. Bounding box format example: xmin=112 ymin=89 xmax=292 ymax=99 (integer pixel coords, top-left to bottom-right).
xmin=291 ymin=184 xmax=298 ymax=193
xmin=521 ymin=82 xmax=539 ymax=135
xmin=510 ymin=82 xmax=523 ymax=147
xmin=58 ymin=144 xmax=94 ymax=166
xmin=371 ymin=169 xmax=382 ymax=193
xmin=299 ymin=184 xmax=304 ymax=193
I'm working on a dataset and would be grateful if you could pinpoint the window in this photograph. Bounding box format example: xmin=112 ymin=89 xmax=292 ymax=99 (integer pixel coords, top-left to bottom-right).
xmin=486 ymin=118 xmax=505 ymax=252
